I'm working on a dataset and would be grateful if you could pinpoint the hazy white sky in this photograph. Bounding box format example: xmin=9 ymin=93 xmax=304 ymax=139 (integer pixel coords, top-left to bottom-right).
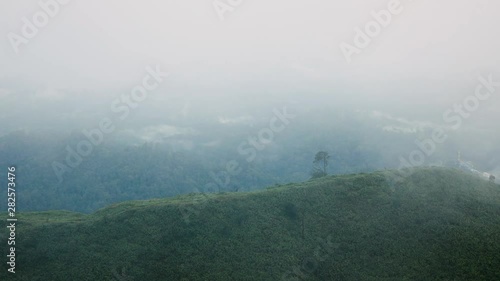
xmin=1 ymin=0 xmax=499 ymax=115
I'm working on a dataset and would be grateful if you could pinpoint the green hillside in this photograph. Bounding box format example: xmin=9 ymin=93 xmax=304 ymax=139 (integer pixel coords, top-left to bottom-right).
xmin=2 ymin=167 xmax=500 ymax=280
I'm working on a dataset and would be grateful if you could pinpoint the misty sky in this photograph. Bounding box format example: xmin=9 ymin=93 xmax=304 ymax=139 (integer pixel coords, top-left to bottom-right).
xmin=1 ymin=0 xmax=499 ymax=135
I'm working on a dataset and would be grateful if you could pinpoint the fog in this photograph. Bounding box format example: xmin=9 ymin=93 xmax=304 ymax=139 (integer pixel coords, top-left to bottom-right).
xmin=1 ymin=0 xmax=499 ymax=210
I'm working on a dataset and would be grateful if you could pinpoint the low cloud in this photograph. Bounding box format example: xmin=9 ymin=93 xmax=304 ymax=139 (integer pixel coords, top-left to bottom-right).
xmin=138 ymin=125 xmax=197 ymax=142
xmin=218 ymin=115 xmax=255 ymax=125
xmin=34 ymin=87 xmax=66 ymax=100
xmin=372 ymin=111 xmax=440 ymax=134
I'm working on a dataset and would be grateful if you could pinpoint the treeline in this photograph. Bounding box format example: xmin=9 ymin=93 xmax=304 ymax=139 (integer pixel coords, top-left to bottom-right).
xmin=1 ymin=108 xmax=459 ymax=213
xmin=0 ymin=128 xmax=387 ymax=213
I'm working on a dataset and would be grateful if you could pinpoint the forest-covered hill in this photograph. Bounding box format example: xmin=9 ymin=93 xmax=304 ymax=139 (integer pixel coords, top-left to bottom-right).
xmin=1 ymin=167 xmax=500 ymax=280
xmin=4 ymin=106 xmax=495 ymax=214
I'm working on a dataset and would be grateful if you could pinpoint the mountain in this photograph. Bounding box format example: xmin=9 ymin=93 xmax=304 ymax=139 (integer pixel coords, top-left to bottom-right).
xmin=2 ymin=167 xmax=500 ymax=280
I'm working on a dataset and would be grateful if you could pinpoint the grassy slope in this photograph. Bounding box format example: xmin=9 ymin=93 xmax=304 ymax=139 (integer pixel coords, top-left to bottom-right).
xmin=1 ymin=167 xmax=500 ymax=280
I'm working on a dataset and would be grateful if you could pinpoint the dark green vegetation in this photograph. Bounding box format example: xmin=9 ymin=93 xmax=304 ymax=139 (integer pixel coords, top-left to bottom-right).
xmin=4 ymin=105 xmax=472 ymax=214
xmin=2 ymin=168 xmax=500 ymax=280
xmin=0 ymin=120 xmax=386 ymax=213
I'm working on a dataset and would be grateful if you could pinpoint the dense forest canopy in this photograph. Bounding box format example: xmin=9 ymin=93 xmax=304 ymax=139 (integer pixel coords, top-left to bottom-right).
xmin=1 ymin=106 xmax=498 ymax=213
